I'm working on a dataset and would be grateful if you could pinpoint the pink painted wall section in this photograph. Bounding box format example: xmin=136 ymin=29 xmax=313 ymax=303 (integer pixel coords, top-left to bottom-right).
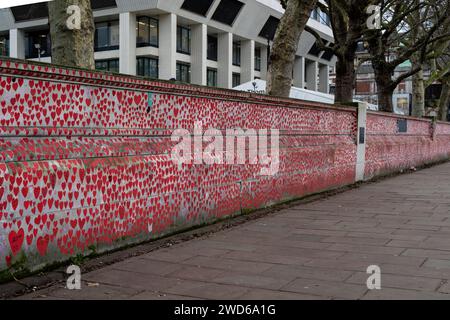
xmin=364 ymin=112 xmax=450 ymax=179
xmin=0 ymin=60 xmax=358 ymax=276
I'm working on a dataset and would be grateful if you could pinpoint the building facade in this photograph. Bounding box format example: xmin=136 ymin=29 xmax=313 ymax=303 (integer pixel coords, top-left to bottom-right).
xmin=353 ymin=42 xmax=413 ymax=114
xmin=0 ymin=0 xmax=335 ymax=92
xmin=329 ymin=41 xmax=440 ymax=115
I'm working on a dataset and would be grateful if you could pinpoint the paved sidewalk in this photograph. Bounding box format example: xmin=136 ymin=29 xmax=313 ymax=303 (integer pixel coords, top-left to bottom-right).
xmin=20 ymin=163 xmax=450 ymax=300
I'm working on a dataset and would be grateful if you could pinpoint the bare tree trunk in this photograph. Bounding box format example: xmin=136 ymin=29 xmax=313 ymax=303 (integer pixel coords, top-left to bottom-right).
xmin=48 ymin=0 xmax=95 ymax=70
xmin=438 ymin=79 xmax=450 ymax=121
xmin=373 ymin=64 xmax=395 ymax=113
xmin=375 ymin=70 xmax=395 ymax=112
xmin=378 ymin=88 xmax=395 ymax=113
xmin=267 ymin=0 xmax=318 ymax=97
xmin=334 ymin=51 xmax=356 ymax=104
xmin=411 ymin=67 xmax=425 ymax=117
xmin=410 ymin=15 xmax=425 ymax=118
xmin=330 ymin=1 xmax=371 ymax=105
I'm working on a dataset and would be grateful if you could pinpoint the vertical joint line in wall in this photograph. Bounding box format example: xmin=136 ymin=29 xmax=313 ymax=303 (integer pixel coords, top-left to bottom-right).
xmin=239 ymin=180 xmax=243 ymax=214
xmin=147 ymin=92 xmax=154 ymax=114
xmin=431 ymin=118 xmax=437 ymax=141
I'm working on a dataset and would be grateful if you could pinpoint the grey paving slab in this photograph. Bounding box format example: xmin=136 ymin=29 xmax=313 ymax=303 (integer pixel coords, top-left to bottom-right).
xmin=345 ymin=272 xmax=442 ymax=292
xmin=362 ymin=288 xmax=450 ymax=300
xmin=163 ymin=280 xmax=251 ymax=300
xmin=18 ymin=282 xmax=141 ymax=300
xmin=237 ymin=289 xmax=320 ymax=300
xmin=261 ymin=264 xmax=354 ymax=282
xmin=280 ymin=278 xmax=368 ymax=300
xmin=112 ymin=258 xmax=185 ymax=276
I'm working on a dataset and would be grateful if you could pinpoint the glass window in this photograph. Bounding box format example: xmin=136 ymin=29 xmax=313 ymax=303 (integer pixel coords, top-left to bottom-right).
xmin=149 ymin=19 xmax=158 ymax=46
xmin=25 ymin=31 xmax=51 ymax=59
xmin=207 ymin=68 xmax=217 ymax=87
xmin=207 ymin=35 xmax=218 ymax=61
xmin=109 ymin=59 xmax=119 ymax=73
xmin=137 ymin=17 xmax=159 ymax=47
xmin=110 ymin=21 xmax=120 ymax=46
xmin=95 ymin=59 xmax=119 ymax=73
xmin=95 ymin=60 xmax=108 ymax=70
xmin=319 ymin=10 xmax=330 ymax=26
xmin=310 ymin=8 xmax=319 ymax=20
xmin=176 ymin=63 xmax=191 ymax=83
xmin=177 ymin=26 xmax=191 ymax=54
xmin=95 ymin=20 xmax=119 ymax=51
xmin=11 ymin=3 xmax=48 ymax=22
xmin=137 ymin=57 xmax=159 ymax=79
xmin=233 ymin=41 xmax=241 ymax=66
xmin=258 ymin=16 xmax=280 ymax=40
xmin=95 ymin=22 xmax=109 ymax=49
xmin=181 ymin=0 xmax=214 ymax=16
xmin=92 ymin=0 xmax=117 ymax=10
xmin=356 ymin=41 xmax=366 ymax=53
xmin=255 ymin=47 xmax=261 ymax=71
xmin=0 ymin=35 xmax=9 ymax=57
xmin=211 ymin=0 xmax=244 ymax=26
xmin=310 ymin=7 xmax=330 ymax=26
xmin=232 ymin=73 xmax=241 ymax=87
xmin=137 ymin=17 xmax=149 ymax=46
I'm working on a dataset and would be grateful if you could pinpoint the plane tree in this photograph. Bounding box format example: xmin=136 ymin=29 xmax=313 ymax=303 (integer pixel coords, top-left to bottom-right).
xmin=267 ymin=0 xmax=318 ymax=97
xmin=48 ymin=0 xmax=95 ymax=69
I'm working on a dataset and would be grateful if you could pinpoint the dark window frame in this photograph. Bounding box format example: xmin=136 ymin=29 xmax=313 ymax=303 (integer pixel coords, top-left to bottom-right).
xmin=258 ymin=16 xmax=280 ymax=40
xmin=321 ymin=48 xmax=334 ymax=61
xmin=207 ymin=35 xmax=218 ymax=61
xmin=94 ymin=20 xmax=120 ymax=52
xmin=95 ymin=59 xmax=120 ymax=73
xmin=92 ymin=0 xmax=117 ymax=10
xmin=308 ymin=42 xmax=322 ymax=57
xmin=180 ymin=0 xmax=215 ymax=17
xmin=211 ymin=0 xmax=244 ymax=26
xmin=176 ymin=62 xmax=191 ymax=83
xmin=255 ymin=47 xmax=261 ymax=71
xmin=137 ymin=16 xmax=159 ymax=48
xmin=233 ymin=41 xmax=241 ymax=66
xmin=25 ymin=30 xmax=51 ymax=59
xmin=177 ymin=26 xmax=191 ymax=55
xmin=0 ymin=34 xmax=9 ymax=57
xmin=137 ymin=56 xmax=159 ymax=79
xmin=207 ymin=68 xmax=218 ymax=87
xmin=11 ymin=3 xmax=48 ymax=22
xmin=232 ymin=72 xmax=241 ymax=87
xmin=11 ymin=1 xmax=117 ymax=22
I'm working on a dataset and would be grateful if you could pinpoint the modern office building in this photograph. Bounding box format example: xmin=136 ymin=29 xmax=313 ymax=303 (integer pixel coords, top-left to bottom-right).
xmin=0 ymin=0 xmax=335 ymax=92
